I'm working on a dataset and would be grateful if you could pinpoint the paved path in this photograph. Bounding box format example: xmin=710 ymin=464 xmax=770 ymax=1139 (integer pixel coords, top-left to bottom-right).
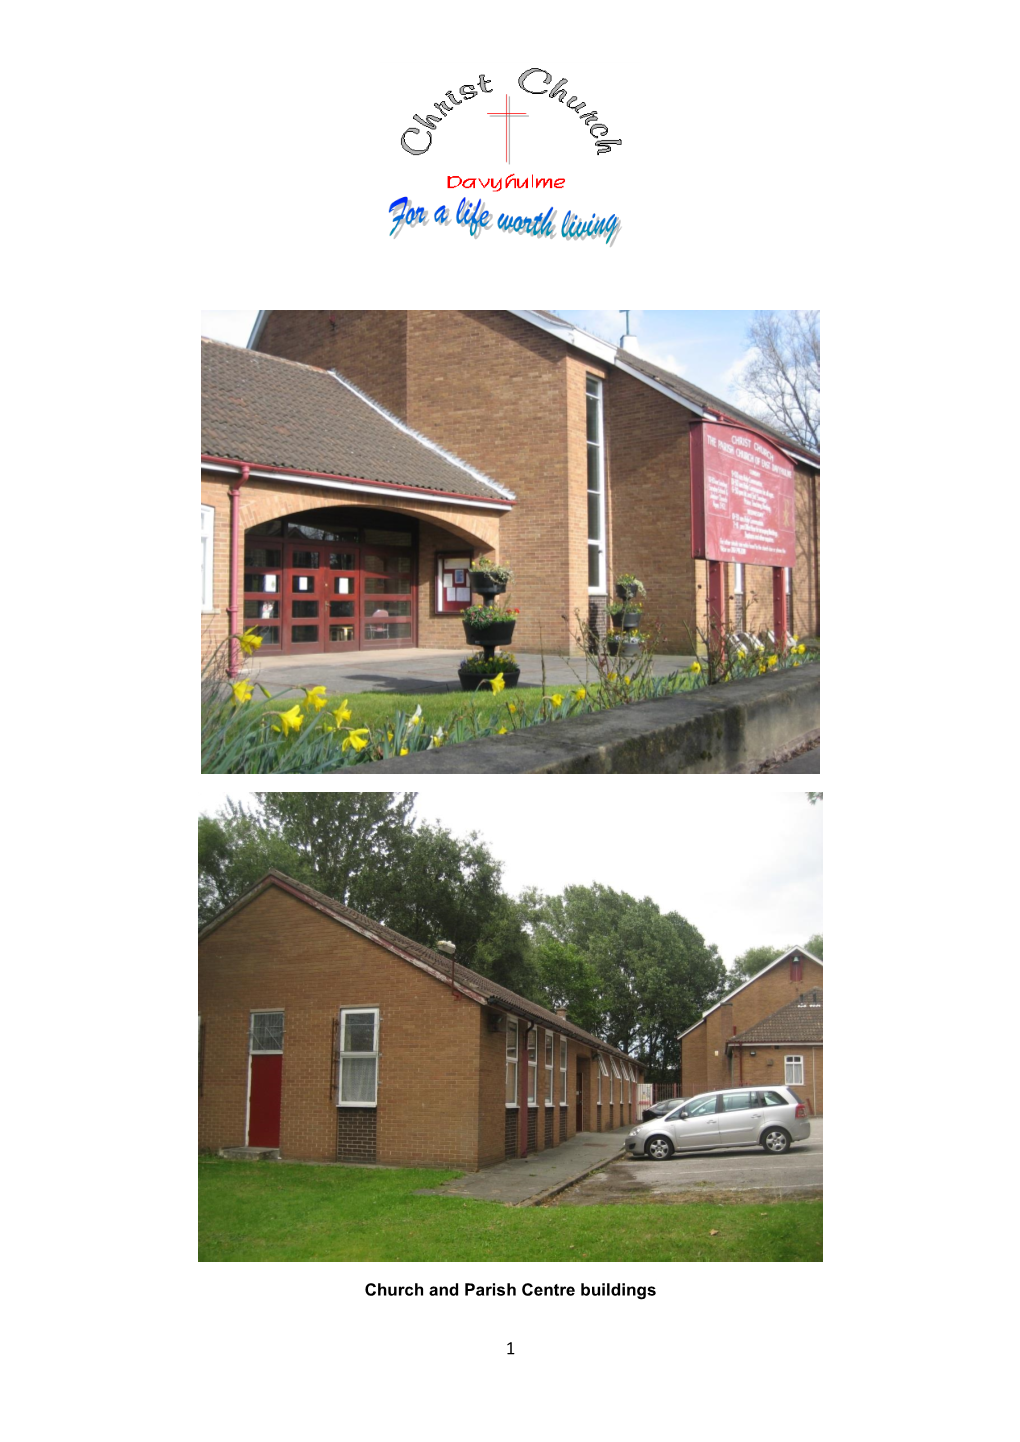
xmin=552 ymin=1119 xmax=823 ymax=1205
xmin=243 ymin=649 xmax=697 ymax=697
xmin=417 ymin=1127 xmax=631 ymax=1206
xmin=760 ymin=744 xmax=821 ymax=774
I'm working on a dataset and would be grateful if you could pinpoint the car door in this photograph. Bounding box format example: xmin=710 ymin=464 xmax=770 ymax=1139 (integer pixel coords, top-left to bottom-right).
xmin=669 ymin=1093 xmax=721 ymax=1149
xmin=716 ymin=1091 xmax=758 ymax=1146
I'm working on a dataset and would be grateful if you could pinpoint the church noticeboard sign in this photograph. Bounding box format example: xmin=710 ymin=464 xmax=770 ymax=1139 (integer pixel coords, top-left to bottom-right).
xmin=690 ymin=421 xmax=796 ymax=567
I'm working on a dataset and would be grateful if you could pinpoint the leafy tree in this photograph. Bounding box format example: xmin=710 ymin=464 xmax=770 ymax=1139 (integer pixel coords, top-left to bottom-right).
xmin=804 ymin=932 xmax=823 ymax=959
xmin=731 ymin=943 xmax=787 ymax=982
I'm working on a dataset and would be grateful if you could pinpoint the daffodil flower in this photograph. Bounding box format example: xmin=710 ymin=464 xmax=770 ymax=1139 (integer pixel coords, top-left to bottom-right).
xmin=387 ymin=730 xmax=394 ymax=742
xmin=508 ymin=703 xmax=517 ymax=714
xmin=409 ymin=714 xmax=421 ymax=727
xmin=231 ymin=680 xmax=254 ymax=706
xmin=400 ymin=747 xmax=409 ymax=756
xmin=239 ymin=628 xmax=263 ymax=655
xmin=303 ymin=686 xmax=328 ymax=712
xmin=574 ymin=686 xmax=587 ymax=701
xmin=497 ymin=726 xmax=508 ymax=735
xmin=489 ymin=671 xmax=506 ymax=695
xmin=608 ymin=672 xmax=617 ymax=682
xmin=689 ymin=661 xmax=702 ymax=675
xmin=341 ymin=728 xmax=370 ymax=752
xmin=624 ymin=676 xmax=631 ymax=686
xmin=551 ymin=694 xmax=563 ymax=708
xmin=792 ymin=660 xmax=801 ymax=668
xmin=797 ymin=644 xmax=806 ymax=655
xmin=767 ymin=655 xmax=778 ymax=668
xmin=429 ymin=727 xmax=446 ymax=749
xmin=273 ymin=704 xmax=304 ymax=736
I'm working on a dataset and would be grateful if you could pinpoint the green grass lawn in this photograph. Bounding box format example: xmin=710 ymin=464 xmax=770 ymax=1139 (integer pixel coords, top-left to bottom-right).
xmin=198 ymin=1159 xmax=822 ymax=1262
xmin=313 ymin=687 xmax=552 ymax=733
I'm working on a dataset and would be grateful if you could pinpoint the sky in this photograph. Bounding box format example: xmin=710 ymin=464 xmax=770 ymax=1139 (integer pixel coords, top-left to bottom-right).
xmin=198 ymin=786 xmax=821 ymax=968
xmin=199 ymin=309 xmax=761 ymax=412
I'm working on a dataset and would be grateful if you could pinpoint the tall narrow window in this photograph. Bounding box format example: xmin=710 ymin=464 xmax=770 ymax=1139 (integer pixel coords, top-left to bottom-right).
xmin=586 ymin=376 xmax=606 ymax=593
xmin=201 ymin=505 xmax=215 ymax=611
xmin=785 ymin=565 xmax=794 ymax=631
xmin=785 ymin=1055 xmax=804 ymax=1086
xmin=791 ymin=957 xmax=803 ymax=982
xmin=545 ymin=1030 xmax=554 ymax=1105
xmin=559 ymin=1037 xmax=568 ymax=1104
xmin=527 ymin=1026 xmax=538 ymax=1105
xmin=733 ymin=562 xmax=745 ymax=629
xmin=598 ymin=1054 xmax=609 ymax=1104
xmin=505 ymin=1019 xmax=519 ymax=1105
xmin=337 ymin=1008 xmax=379 ymax=1105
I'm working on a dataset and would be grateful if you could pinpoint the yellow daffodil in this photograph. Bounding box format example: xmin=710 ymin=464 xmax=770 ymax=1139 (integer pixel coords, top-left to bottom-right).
xmin=508 ymin=703 xmax=517 ymax=714
xmin=231 ymin=680 xmax=254 ymax=706
xmin=792 ymin=660 xmax=801 ymax=668
xmin=608 ymin=671 xmax=617 ymax=682
xmin=551 ymin=694 xmax=563 ymax=707
xmin=400 ymin=746 xmax=409 ymax=756
xmin=387 ymin=729 xmax=394 ymax=742
xmin=272 ymin=704 xmax=304 ymax=736
xmin=239 ymin=627 xmax=263 ymax=655
xmin=303 ymin=685 xmax=328 ymax=712
xmin=489 ymin=671 xmax=506 ymax=695
xmin=623 ymin=676 xmax=631 ymax=687
xmin=497 ymin=726 xmax=508 ymax=735
xmin=332 ymin=699 xmax=353 ymax=727
xmin=574 ymin=686 xmax=587 ymax=701
xmin=341 ymin=728 xmax=370 ymax=752
xmin=409 ymin=714 xmax=421 ymax=727
xmin=797 ymin=644 xmax=806 ymax=655
xmin=758 ymin=663 xmax=766 ymax=675
xmin=429 ymin=728 xmax=446 ymax=748
xmin=689 ymin=661 xmax=702 ymax=674
xmin=767 ymin=655 xmax=778 ymax=668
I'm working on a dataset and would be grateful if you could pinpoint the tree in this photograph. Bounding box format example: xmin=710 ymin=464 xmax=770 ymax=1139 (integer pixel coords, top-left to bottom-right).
xmin=730 ymin=943 xmax=787 ymax=982
xmin=804 ymin=933 xmax=823 ymax=959
xmin=738 ymin=310 xmax=820 ymax=451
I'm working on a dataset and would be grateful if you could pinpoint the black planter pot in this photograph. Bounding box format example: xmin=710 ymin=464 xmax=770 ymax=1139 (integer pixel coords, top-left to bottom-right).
xmin=607 ymin=636 xmax=642 ymax=659
xmin=468 ymin=572 xmax=507 ymax=597
xmin=459 ymin=667 xmax=521 ymax=691
xmin=609 ymin=610 xmax=643 ymax=630
xmin=616 ymin=582 xmax=641 ymax=601
xmin=463 ymin=619 xmax=516 ymax=647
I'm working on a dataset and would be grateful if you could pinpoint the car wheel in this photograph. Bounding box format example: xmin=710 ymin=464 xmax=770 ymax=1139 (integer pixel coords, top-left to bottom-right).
xmin=761 ymin=1126 xmax=791 ymax=1154
xmin=646 ymin=1135 xmax=674 ymax=1161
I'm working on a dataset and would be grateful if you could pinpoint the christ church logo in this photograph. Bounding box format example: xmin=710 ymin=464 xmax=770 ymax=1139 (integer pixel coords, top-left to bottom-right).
xmin=399 ymin=68 xmax=623 ymax=159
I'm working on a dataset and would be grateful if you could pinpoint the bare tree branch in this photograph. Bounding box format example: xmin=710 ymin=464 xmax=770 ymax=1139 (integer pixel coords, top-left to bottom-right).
xmin=737 ymin=311 xmax=820 ymax=451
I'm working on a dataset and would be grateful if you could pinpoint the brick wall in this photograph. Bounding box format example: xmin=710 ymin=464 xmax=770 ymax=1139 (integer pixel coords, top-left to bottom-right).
xmin=256 ymin=311 xmax=409 ymax=419
xmin=680 ymin=955 xmax=824 ymax=1097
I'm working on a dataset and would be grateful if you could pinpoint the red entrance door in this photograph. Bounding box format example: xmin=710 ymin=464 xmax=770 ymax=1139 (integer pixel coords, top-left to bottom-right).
xmin=576 ymin=1065 xmax=584 ymax=1132
xmin=248 ymin=1012 xmax=284 ymax=1147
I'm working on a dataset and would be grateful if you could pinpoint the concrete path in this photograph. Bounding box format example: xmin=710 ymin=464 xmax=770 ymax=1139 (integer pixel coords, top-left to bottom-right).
xmin=553 ymin=1119 xmax=823 ymax=1205
xmin=760 ymin=744 xmax=821 ymax=774
xmin=243 ymin=649 xmax=697 ymax=697
xmin=417 ymin=1127 xmax=632 ymax=1206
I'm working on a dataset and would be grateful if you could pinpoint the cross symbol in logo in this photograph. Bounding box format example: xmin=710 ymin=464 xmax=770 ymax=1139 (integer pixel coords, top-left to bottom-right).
xmin=487 ymin=94 xmax=528 ymax=166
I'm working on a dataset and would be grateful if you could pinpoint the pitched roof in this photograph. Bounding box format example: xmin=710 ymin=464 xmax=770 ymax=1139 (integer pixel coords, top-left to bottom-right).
xmin=201 ymin=338 xmax=514 ymax=505
xmin=729 ymin=989 xmax=823 ymax=1045
xmin=199 ymin=870 xmax=641 ymax=1067
xmin=520 ymin=310 xmax=820 ymax=465
xmin=678 ymin=947 xmax=822 ymax=1041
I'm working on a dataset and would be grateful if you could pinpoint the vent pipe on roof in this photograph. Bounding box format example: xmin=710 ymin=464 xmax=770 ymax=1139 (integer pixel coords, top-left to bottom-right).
xmin=555 ymin=1007 xmax=567 ymax=1019
xmin=619 ymin=309 xmax=639 ymax=352
xmin=436 ymin=940 xmax=456 ymax=955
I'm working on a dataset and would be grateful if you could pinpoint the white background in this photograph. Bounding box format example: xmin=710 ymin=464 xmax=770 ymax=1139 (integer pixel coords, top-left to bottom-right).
xmin=4 ymin=0 xmax=1009 ymax=1437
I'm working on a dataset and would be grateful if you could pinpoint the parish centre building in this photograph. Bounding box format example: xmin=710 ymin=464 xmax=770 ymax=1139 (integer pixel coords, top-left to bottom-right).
xmin=200 ymin=311 xmax=820 ymax=664
xmin=198 ymin=871 xmax=644 ymax=1169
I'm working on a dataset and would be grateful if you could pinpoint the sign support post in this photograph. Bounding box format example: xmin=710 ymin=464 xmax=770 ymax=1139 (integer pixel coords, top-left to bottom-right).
xmin=707 ymin=560 xmax=726 ymax=663
xmin=772 ymin=567 xmax=788 ymax=649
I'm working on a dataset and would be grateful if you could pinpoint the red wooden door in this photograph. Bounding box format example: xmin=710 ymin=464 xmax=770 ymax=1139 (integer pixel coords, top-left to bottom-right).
xmin=286 ymin=544 xmax=326 ymax=653
xmin=324 ymin=543 xmax=360 ymax=651
xmin=248 ymin=1056 xmax=283 ymax=1146
xmin=242 ymin=542 xmax=284 ymax=652
xmin=576 ymin=1065 xmax=584 ymax=1132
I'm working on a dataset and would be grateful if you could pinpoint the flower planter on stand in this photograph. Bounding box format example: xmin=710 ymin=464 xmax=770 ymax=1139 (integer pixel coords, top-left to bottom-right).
xmin=458 ymin=567 xmax=519 ymax=692
xmin=463 ymin=618 xmax=516 ymax=648
xmin=459 ymin=667 xmax=521 ymax=692
xmin=467 ymin=571 xmax=506 ymax=599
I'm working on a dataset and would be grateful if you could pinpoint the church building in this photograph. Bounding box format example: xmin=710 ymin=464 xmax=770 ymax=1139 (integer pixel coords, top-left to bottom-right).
xmin=201 ymin=311 xmax=820 ymax=663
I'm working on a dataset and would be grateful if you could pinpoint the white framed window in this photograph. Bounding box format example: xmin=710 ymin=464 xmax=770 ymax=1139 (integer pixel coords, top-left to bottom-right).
xmin=586 ymin=376 xmax=607 ymax=593
xmin=545 ymin=1029 xmax=554 ymax=1105
xmin=250 ymin=1010 xmax=284 ymax=1053
xmin=733 ymin=562 xmax=745 ymax=595
xmin=598 ymin=1054 xmax=608 ymax=1104
xmin=337 ymin=1008 xmax=379 ymax=1105
xmin=527 ymin=1026 xmax=538 ymax=1105
xmin=559 ymin=1037 xmax=568 ymax=1105
xmin=785 ymin=1054 xmax=804 ymax=1086
xmin=201 ymin=505 xmax=215 ymax=611
xmin=506 ymin=1018 xmax=519 ymax=1106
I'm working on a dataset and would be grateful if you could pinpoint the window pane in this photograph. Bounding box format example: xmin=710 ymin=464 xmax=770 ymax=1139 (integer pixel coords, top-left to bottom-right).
xmin=291 ymin=625 xmax=319 ymax=643
xmin=586 ymin=394 xmax=600 ymax=443
xmin=341 ymin=1056 xmax=376 ymax=1103
xmin=329 ymin=601 xmax=355 ymax=617
xmin=251 ymin=1012 xmax=284 ymax=1051
xmin=251 ymin=626 xmax=279 ymax=645
xmin=292 ymin=601 xmax=319 ymax=618
xmin=330 ymin=625 xmax=355 ymax=642
xmin=506 ymin=1060 xmax=518 ymax=1104
xmin=291 ymin=575 xmax=315 ymax=593
xmin=334 ymin=577 xmax=353 ymax=594
xmin=763 ymin=1091 xmax=787 ymax=1106
xmin=588 ymin=490 xmax=601 ymax=541
xmin=290 ymin=551 xmax=320 ymax=568
xmin=244 ymin=573 xmax=279 ymax=593
xmin=244 ymin=548 xmax=282 ymax=568
xmin=244 ymin=600 xmax=280 ymax=619
xmin=364 ymin=622 xmax=411 ymax=640
xmin=687 ymin=1095 xmax=718 ymax=1116
xmin=588 ymin=544 xmax=601 ymax=588
xmin=344 ymin=1012 xmax=376 ymax=1052
xmin=722 ymin=1092 xmax=752 ymax=1111
xmin=329 ymin=553 xmax=357 ymax=570
xmin=364 ymin=600 xmax=411 ymax=618
xmin=587 ymin=444 xmax=602 ymax=493
xmin=585 ymin=375 xmax=599 ymax=397
xmin=365 ymin=577 xmax=411 ymax=595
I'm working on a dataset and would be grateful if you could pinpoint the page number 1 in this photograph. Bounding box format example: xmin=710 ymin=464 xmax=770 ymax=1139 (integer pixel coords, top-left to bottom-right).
xmin=507 ymin=1342 xmax=514 ymax=1355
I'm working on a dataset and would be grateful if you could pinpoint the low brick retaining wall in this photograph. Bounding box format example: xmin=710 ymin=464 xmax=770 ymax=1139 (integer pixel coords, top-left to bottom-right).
xmin=368 ymin=663 xmax=819 ymax=774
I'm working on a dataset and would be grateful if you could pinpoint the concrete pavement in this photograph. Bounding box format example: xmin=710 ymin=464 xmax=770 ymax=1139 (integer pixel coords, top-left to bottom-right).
xmin=416 ymin=1127 xmax=631 ymax=1206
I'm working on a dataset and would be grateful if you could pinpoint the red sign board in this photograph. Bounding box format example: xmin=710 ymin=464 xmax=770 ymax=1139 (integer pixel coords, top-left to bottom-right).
xmin=690 ymin=421 xmax=796 ymax=567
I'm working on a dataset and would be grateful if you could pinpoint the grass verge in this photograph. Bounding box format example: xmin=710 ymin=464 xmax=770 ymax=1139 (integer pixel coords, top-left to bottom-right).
xmin=198 ymin=1158 xmax=822 ymax=1262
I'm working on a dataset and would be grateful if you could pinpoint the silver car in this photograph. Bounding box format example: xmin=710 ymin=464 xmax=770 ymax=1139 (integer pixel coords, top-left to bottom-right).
xmin=625 ymin=1086 xmax=810 ymax=1160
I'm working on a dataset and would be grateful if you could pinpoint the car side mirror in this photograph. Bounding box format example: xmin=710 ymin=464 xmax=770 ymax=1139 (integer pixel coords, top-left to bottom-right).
xmin=678 ymin=1109 xmax=689 ymax=1120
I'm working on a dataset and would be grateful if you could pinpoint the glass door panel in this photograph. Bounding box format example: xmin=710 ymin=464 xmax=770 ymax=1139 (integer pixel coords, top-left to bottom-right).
xmin=361 ymin=546 xmax=415 ymax=648
xmin=242 ymin=546 xmax=283 ymax=650
xmin=285 ymin=545 xmax=322 ymax=652
xmin=324 ymin=552 xmax=359 ymax=650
